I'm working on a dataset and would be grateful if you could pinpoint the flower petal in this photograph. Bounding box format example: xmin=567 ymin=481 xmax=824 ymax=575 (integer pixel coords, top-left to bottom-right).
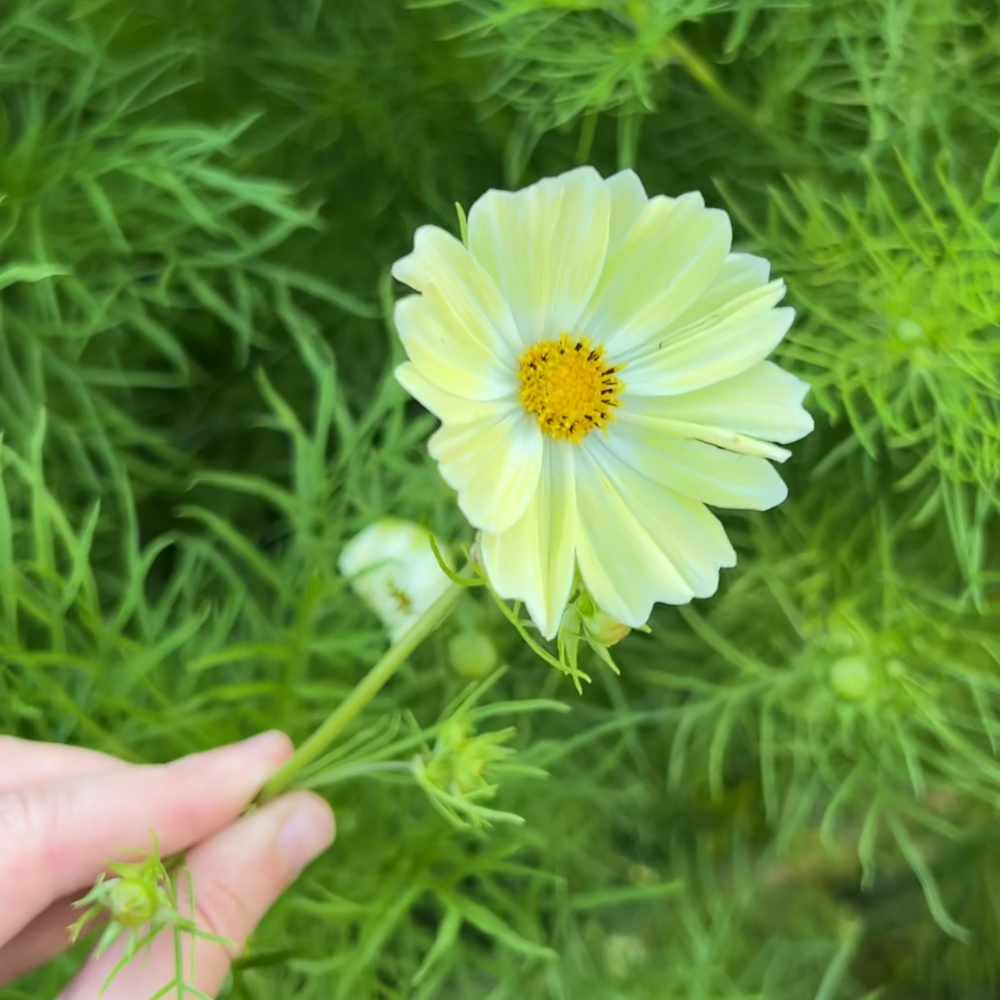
xmin=623 ymin=283 xmax=794 ymax=396
xmin=428 ymin=408 xmax=543 ymax=532
xmin=624 ymin=361 xmax=814 ymax=456
xmin=580 ymin=192 xmax=732 ymax=356
xmin=667 ymin=252 xmax=773 ymax=328
xmin=395 ymin=291 xmax=517 ymax=402
xmin=610 ymin=415 xmax=789 ymax=510
xmin=339 ymin=520 xmax=454 ymax=643
xmin=396 ymin=363 xmax=510 ymax=425
xmin=468 ymin=166 xmax=611 ymax=343
xmin=605 ymin=169 xmax=648 ymax=253
xmin=575 ymin=440 xmax=736 ymax=627
xmin=618 ymin=418 xmax=793 ymax=463
xmin=480 ymin=443 xmax=577 ymax=639
xmin=393 ymin=225 xmax=523 ymax=361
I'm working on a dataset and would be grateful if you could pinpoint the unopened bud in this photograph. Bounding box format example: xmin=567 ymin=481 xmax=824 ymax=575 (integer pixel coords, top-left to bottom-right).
xmin=581 ymin=606 xmax=630 ymax=647
xmin=603 ymin=933 xmax=648 ymax=981
xmin=107 ymin=877 xmax=160 ymax=926
xmin=448 ymin=631 xmax=499 ymax=680
xmin=829 ymin=656 xmax=872 ymax=701
xmin=469 ymin=535 xmax=484 ymax=569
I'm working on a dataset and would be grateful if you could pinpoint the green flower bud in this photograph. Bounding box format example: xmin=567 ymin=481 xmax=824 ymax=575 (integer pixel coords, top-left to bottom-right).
xmin=107 ymin=877 xmax=160 ymax=926
xmin=580 ymin=605 xmax=630 ymax=648
xmin=603 ymin=932 xmax=648 ymax=981
xmin=829 ymin=656 xmax=873 ymax=701
xmin=557 ymin=589 xmax=632 ymax=681
xmin=896 ymin=319 xmax=924 ymax=341
xmin=447 ymin=631 xmax=500 ymax=680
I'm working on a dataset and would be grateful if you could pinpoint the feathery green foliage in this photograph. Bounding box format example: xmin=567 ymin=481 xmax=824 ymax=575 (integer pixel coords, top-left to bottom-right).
xmin=2 ymin=0 xmax=999 ymax=998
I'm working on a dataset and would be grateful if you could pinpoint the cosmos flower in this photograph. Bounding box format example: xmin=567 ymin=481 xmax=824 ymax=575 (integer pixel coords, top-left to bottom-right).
xmin=339 ymin=519 xmax=453 ymax=642
xmin=393 ymin=167 xmax=813 ymax=639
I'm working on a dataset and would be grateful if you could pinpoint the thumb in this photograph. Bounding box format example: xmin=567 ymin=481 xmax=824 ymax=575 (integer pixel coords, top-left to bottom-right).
xmin=59 ymin=791 xmax=335 ymax=1000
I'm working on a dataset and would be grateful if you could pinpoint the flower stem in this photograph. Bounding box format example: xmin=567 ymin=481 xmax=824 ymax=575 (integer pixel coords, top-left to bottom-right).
xmin=664 ymin=35 xmax=807 ymax=166
xmin=665 ymin=35 xmax=757 ymax=128
xmin=256 ymin=580 xmax=466 ymax=805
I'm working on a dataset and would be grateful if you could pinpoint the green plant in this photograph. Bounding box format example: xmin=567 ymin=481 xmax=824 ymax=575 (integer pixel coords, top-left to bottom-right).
xmin=3 ymin=1 xmax=1000 ymax=999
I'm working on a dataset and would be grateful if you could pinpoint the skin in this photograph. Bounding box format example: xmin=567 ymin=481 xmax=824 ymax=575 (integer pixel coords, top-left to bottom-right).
xmin=0 ymin=732 xmax=335 ymax=998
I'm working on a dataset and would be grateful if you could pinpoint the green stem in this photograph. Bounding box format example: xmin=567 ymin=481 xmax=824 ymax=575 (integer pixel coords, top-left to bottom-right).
xmin=256 ymin=580 xmax=466 ymax=804
xmin=665 ymin=36 xmax=757 ymax=128
xmin=664 ymin=35 xmax=807 ymax=166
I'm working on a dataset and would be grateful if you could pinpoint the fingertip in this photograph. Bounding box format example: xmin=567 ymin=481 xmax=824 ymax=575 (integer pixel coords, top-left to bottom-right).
xmin=239 ymin=729 xmax=296 ymax=759
xmin=276 ymin=791 xmax=335 ymax=877
xmin=172 ymin=730 xmax=294 ymax=786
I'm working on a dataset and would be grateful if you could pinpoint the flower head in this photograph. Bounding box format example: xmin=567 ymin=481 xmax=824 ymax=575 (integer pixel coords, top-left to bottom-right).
xmin=339 ymin=519 xmax=453 ymax=642
xmin=393 ymin=167 xmax=812 ymax=638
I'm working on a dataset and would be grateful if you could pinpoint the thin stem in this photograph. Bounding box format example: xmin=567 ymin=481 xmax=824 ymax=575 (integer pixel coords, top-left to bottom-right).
xmin=256 ymin=580 xmax=466 ymax=804
xmin=664 ymin=35 xmax=807 ymax=167
xmin=665 ymin=36 xmax=757 ymax=128
xmin=303 ymin=760 xmax=414 ymax=789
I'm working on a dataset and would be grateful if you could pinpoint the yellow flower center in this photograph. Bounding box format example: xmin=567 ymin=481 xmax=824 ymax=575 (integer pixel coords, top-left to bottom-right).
xmin=517 ymin=334 xmax=623 ymax=443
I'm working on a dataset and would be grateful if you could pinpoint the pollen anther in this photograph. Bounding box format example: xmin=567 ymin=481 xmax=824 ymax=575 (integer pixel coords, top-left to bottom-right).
xmin=517 ymin=334 xmax=623 ymax=442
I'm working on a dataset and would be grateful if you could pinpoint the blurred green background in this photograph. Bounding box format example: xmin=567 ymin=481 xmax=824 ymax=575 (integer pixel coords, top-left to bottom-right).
xmin=2 ymin=0 xmax=999 ymax=997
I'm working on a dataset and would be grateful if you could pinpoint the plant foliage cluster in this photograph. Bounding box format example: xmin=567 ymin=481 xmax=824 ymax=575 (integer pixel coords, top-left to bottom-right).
xmin=2 ymin=0 xmax=999 ymax=997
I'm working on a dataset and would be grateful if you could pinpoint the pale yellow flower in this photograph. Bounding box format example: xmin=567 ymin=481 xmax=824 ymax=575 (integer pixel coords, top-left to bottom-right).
xmin=393 ymin=167 xmax=812 ymax=639
xmin=339 ymin=519 xmax=452 ymax=641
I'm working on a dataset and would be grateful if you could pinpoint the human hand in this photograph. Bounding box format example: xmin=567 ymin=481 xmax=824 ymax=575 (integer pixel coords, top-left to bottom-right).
xmin=0 ymin=732 xmax=334 ymax=998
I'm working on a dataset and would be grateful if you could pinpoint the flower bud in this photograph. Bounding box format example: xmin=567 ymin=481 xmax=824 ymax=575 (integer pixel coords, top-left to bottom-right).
xmin=447 ymin=631 xmax=499 ymax=680
xmin=603 ymin=932 xmax=648 ymax=981
xmin=829 ymin=656 xmax=873 ymax=701
xmin=552 ymin=588 xmax=633 ymax=680
xmin=580 ymin=605 xmax=630 ymax=647
xmin=469 ymin=534 xmax=484 ymax=569
xmin=107 ymin=877 xmax=160 ymax=927
xmin=568 ymin=589 xmax=631 ymax=648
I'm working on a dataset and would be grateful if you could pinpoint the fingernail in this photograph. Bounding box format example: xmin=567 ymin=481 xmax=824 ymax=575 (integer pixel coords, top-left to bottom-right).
xmin=279 ymin=794 xmax=335 ymax=875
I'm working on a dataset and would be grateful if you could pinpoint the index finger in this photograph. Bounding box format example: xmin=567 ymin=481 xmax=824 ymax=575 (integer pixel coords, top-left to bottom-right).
xmin=0 ymin=731 xmax=292 ymax=947
xmin=0 ymin=737 xmax=124 ymax=796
